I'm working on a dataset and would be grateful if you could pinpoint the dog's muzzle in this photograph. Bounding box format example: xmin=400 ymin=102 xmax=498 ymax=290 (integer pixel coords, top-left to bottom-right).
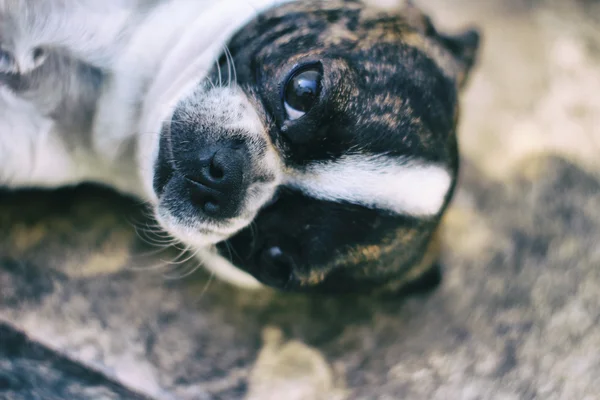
xmin=178 ymin=138 xmax=249 ymax=220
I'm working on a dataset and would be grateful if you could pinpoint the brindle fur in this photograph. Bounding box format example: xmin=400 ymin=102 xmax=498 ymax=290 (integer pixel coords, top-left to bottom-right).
xmin=210 ymin=0 xmax=478 ymax=292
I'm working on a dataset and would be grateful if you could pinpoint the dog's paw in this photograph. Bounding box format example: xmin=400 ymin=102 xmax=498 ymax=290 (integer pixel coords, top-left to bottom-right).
xmin=0 ymin=44 xmax=48 ymax=75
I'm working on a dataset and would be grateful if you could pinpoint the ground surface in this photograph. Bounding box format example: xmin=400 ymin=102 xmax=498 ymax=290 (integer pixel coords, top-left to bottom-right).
xmin=2 ymin=0 xmax=600 ymax=399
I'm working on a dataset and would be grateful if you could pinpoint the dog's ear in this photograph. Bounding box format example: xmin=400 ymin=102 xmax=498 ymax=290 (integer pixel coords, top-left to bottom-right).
xmin=399 ymin=4 xmax=481 ymax=88
xmin=437 ymin=28 xmax=481 ymax=88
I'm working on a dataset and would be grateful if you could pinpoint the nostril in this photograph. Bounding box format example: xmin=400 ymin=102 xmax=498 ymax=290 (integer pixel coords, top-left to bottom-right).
xmin=202 ymin=197 xmax=220 ymax=216
xmin=209 ymin=156 xmax=225 ymax=180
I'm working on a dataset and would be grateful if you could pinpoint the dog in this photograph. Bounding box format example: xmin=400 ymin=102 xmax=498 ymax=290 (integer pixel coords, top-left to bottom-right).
xmin=0 ymin=0 xmax=480 ymax=293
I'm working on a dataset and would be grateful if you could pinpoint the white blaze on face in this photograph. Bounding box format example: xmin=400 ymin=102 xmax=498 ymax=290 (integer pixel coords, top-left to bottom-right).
xmin=285 ymin=155 xmax=453 ymax=217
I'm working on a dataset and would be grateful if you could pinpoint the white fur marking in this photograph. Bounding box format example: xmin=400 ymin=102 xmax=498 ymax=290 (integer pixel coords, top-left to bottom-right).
xmin=286 ymin=155 xmax=452 ymax=216
xmin=197 ymin=248 xmax=263 ymax=290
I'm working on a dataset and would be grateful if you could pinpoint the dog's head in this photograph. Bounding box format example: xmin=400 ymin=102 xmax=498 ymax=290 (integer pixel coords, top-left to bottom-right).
xmin=151 ymin=0 xmax=480 ymax=292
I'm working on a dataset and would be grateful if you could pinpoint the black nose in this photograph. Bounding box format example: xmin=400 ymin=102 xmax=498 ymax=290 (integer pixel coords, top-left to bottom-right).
xmin=184 ymin=141 xmax=248 ymax=220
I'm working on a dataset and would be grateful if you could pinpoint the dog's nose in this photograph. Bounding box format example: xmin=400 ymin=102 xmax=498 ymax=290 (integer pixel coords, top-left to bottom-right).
xmin=185 ymin=142 xmax=247 ymax=219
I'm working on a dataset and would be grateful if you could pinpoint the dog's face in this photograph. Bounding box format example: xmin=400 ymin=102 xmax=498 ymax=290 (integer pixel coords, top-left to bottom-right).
xmin=152 ymin=0 xmax=480 ymax=293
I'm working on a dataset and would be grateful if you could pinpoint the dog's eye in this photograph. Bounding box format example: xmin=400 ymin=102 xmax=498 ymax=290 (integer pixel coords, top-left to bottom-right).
xmin=283 ymin=67 xmax=322 ymax=121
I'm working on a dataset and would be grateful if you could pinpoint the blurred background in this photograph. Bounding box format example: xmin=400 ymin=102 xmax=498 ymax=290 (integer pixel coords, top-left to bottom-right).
xmin=406 ymin=0 xmax=600 ymax=179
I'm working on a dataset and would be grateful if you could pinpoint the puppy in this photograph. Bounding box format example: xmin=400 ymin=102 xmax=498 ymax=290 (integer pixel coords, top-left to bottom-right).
xmin=0 ymin=0 xmax=480 ymax=293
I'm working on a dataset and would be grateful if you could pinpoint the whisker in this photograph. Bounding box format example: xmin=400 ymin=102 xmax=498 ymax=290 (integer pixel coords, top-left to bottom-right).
xmin=127 ymin=260 xmax=171 ymax=272
xmin=130 ymin=245 xmax=190 ymax=274
xmin=134 ymin=221 xmax=174 ymax=237
xmin=140 ymin=224 xmax=176 ymax=240
xmin=135 ymin=231 xmax=179 ymax=247
xmin=164 ymin=262 xmax=201 ymax=280
xmin=133 ymin=244 xmax=175 ymax=259
xmin=132 ymin=223 xmax=177 ymax=248
xmin=249 ymin=221 xmax=259 ymax=255
xmin=222 ymin=239 xmax=234 ymax=262
xmin=141 ymin=232 xmax=176 ymax=243
xmin=162 ymin=249 xmax=203 ymax=280
xmin=224 ymin=45 xmax=232 ymax=88
xmin=195 ymin=271 xmax=216 ymax=303
xmin=165 ymin=246 xmax=198 ymax=266
xmin=225 ymin=46 xmax=237 ymax=86
xmin=206 ymin=67 xmax=216 ymax=90
xmin=216 ymin=57 xmax=223 ymax=88
xmin=223 ymin=239 xmax=243 ymax=264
